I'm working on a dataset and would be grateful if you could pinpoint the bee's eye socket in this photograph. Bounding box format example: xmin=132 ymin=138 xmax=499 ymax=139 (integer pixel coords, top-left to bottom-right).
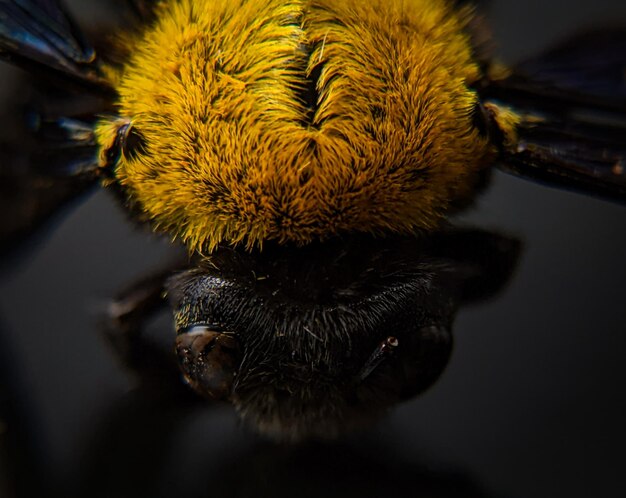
xmin=104 ymin=123 xmax=146 ymax=167
xmin=121 ymin=125 xmax=146 ymax=160
xmin=471 ymin=101 xmax=491 ymax=138
xmin=175 ymin=325 xmax=240 ymax=401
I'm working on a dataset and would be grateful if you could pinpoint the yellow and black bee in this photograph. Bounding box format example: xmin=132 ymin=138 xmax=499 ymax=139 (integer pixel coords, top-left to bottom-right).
xmin=0 ymin=0 xmax=624 ymax=440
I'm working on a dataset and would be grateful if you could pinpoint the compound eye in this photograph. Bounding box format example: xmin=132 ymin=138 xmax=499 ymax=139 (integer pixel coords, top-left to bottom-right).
xmin=175 ymin=325 xmax=240 ymax=401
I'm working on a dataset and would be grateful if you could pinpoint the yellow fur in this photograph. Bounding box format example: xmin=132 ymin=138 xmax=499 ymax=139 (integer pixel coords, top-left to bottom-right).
xmin=96 ymin=0 xmax=495 ymax=250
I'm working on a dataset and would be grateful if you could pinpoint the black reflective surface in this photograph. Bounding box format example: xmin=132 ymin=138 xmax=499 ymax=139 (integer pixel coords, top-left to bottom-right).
xmin=1 ymin=1 xmax=626 ymax=497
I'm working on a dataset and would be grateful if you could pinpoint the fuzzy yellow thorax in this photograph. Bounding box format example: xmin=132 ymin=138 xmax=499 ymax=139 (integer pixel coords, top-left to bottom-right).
xmin=96 ymin=0 xmax=495 ymax=251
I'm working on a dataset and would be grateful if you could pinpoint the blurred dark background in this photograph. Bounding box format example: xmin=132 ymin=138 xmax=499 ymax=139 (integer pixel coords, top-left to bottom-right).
xmin=1 ymin=1 xmax=625 ymax=497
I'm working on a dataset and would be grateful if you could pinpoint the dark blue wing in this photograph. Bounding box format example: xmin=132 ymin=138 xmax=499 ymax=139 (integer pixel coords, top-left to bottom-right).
xmin=516 ymin=29 xmax=626 ymax=101
xmin=0 ymin=0 xmax=109 ymax=90
xmin=482 ymin=30 xmax=626 ymax=203
xmin=118 ymin=0 xmax=155 ymax=20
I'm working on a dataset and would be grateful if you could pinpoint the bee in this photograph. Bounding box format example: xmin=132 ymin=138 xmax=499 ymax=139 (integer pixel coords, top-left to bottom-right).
xmin=0 ymin=0 xmax=624 ymax=442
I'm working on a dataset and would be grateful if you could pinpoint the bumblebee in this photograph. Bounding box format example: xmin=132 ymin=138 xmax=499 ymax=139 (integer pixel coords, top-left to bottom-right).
xmin=0 ymin=0 xmax=624 ymax=440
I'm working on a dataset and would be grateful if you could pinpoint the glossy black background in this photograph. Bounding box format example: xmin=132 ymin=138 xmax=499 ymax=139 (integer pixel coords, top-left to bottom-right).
xmin=1 ymin=1 xmax=625 ymax=497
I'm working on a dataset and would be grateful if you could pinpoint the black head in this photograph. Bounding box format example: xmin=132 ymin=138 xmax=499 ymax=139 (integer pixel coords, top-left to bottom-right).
xmin=168 ymin=229 xmax=520 ymax=441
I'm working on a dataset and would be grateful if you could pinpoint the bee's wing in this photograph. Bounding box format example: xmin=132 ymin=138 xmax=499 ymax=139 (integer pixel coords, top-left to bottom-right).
xmin=118 ymin=0 xmax=156 ymax=21
xmin=483 ymin=30 xmax=626 ymax=203
xmin=0 ymin=1 xmax=111 ymax=262
xmin=515 ymin=29 xmax=626 ymax=101
xmin=0 ymin=0 xmax=110 ymax=92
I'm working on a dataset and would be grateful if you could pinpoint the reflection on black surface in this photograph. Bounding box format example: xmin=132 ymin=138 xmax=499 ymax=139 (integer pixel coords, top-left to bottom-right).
xmin=67 ymin=377 xmax=495 ymax=498
xmin=0 ymin=320 xmax=45 ymax=498
xmin=2 ymin=373 xmax=494 ymax=498
xmin=209 ymin=443 xmax=491 ymax=498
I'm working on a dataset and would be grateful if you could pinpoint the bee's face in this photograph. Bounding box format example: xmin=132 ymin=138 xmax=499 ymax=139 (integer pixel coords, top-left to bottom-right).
xmin=167 ymin=232 xmax=519 ymax=440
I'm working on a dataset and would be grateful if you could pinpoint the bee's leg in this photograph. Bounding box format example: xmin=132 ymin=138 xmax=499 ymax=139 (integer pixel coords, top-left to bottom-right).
xmin=101 ymin=259 xmax=189 ymax=388
xmin=0 ymin=136 xmax=100 ymax=265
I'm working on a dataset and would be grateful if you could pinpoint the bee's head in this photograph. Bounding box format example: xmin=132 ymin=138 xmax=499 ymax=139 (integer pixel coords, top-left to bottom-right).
xmin=167 ymin=231 xmax=519 ymax=441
